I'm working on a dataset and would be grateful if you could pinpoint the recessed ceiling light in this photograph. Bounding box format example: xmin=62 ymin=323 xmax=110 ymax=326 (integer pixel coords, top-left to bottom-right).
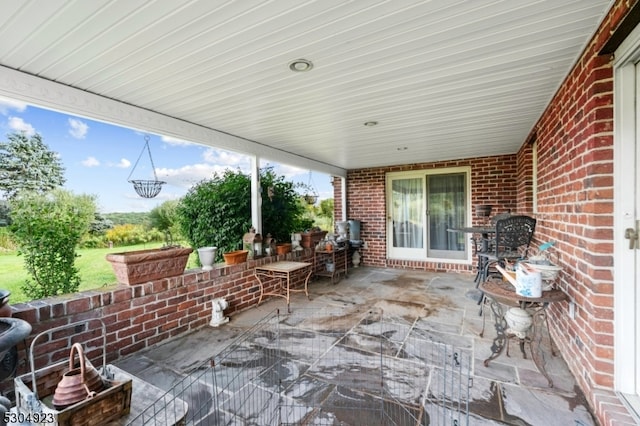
xmin=363 ymin=121 xmax=378 ymax=127
xmin=289 ymin=59 xmax=313 ymax=72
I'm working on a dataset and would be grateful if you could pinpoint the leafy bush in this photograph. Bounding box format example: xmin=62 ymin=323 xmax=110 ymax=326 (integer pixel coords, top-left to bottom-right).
xmin=9 ymin=189 xmax=96 ymax=299
xmin=79 ymin=234 xmax=109 ymax=249
xmin=0 ymin=227 xmax=16 ymax=251
xmin=149 ymin=200 xmax=183 ymax=244
xmin=105 ymin=224 xmax=163 ymax=246
xmin=176 ymin=168 xmax=310 ymax=261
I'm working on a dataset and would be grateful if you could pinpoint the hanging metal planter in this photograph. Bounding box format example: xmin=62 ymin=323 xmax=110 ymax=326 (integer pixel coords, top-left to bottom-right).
xmin=303 ymin=171 xmax=319 ymax=205
xmin=127 ymin=135 xmax=166 ymax=198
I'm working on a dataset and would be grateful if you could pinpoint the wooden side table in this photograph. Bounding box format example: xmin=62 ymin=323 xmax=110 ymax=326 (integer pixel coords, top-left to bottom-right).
xmin=479 ymin=279 xmax=567 ymax=387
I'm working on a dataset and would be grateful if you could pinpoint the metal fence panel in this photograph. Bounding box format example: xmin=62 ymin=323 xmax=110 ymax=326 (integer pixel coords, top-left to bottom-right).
xmin=128 ymin=307 xmax=471 ymax=425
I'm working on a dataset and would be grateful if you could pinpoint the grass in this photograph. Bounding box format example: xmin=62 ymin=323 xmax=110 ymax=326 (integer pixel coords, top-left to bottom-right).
xmin=0 ymin=243 xmax=200 ymax=304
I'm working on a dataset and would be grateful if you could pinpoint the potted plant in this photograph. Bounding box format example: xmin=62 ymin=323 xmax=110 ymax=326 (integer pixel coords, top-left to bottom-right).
xmin=301 ymin=228 xmax=328 ymax=248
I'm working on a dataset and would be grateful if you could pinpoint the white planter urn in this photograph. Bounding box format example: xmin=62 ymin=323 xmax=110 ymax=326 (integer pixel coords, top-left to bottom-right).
xmin=197 ymin=246 xmax=217 ymax=271
xmin=505 ymin=307 xmax=533 ymax=339
xmin=352 ymin=250 xmax=361 ymax=268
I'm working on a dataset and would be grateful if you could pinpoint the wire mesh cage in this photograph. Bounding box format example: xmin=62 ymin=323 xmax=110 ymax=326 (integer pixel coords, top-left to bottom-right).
xmin=128 ymin=307 xmax=472 ymax=425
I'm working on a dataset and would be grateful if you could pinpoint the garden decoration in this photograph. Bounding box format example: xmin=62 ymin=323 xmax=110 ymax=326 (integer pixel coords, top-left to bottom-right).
xmin=303 ymin=171 xmax=318 ymax=205
xmin=127 ymin=135 xmax=166 ymax=198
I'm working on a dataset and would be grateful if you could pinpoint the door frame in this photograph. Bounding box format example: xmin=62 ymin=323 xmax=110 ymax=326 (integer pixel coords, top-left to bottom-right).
xmin=614 ymin=21 xmax=640 ymax=413
xmin=385 ymin=166 xmax=471 ymax=263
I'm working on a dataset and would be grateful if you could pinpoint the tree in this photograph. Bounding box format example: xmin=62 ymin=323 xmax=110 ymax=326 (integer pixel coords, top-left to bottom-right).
xmin=176 ymin=168 xmax=311 ymax=261
xmin=149 ymin=200 xmax=183 ymax=244
xmin=0 ymin=132 xmax=66 ymax=200
xmin=9 ymin=189 xmax=96 ymax=299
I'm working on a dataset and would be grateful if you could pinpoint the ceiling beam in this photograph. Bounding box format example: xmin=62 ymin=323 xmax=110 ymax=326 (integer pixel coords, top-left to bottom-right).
xmin=0 ymin=66 xmax=347 ymax=178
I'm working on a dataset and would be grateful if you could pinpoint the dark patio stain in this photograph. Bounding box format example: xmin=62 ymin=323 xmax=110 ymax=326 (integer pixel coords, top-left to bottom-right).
xmin=302 ymin=309 xmax=369 ymax=333
xmin=378 ymin=274 xmax=426 ymax=288
xmin=370 ymin=278 xmax=457 ymax=321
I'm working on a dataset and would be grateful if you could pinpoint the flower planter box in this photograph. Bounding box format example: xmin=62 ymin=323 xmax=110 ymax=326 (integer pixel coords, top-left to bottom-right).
xmin=106 ymin=246 xmax=193 ymax=285
xmin=223 ymin=250 xmax=249 ymax=265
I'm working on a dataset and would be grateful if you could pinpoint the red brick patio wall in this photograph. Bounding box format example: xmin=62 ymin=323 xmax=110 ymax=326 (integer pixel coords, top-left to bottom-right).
xmin=518 ymin=1 xmax=635 ymax=424
xmin=6 ymin=251 xmax=313 ymax=385
xmin=338 ymin=155 xmax=518 ymax=272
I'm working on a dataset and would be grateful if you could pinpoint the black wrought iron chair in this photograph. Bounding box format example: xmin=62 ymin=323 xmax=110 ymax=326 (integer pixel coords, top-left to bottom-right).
xmin=476 ymin=215 xmax=537 ymax=288
xmin=470 ymin=212 xmax=513 ymax=284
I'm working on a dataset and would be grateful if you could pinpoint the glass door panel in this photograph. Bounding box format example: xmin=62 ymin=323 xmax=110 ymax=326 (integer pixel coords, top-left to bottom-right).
xmin=388 ymin=176 xmax=425 ymax=259
xmin=426 ymin=173 xmax=467 ymax=260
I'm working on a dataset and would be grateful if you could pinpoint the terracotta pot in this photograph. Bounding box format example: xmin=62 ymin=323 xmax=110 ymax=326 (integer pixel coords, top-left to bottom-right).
xmin=300 ymin=231 xmax=327 ymax=248
xmin=223 ymin=250 xmax=249 ymax=265
xmin=276 ymin=243 xmax=292 ymax=255
xmin=52 ymin=343 xmax=104 ymax=409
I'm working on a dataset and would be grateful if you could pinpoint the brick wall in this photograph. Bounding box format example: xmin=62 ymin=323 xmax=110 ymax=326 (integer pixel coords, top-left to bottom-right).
xmin=6 ymin=251 xmax=313 ymax=390
xmin=336 ymin=1 xmax=638 ymax=424
xmin=520 ymin=1 xmax=635 ymax=424
xmin=343 ymin=155 xmax=518 ymax=272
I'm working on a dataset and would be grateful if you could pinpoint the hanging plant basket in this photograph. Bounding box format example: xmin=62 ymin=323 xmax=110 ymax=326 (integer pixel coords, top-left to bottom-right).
xmin=304 ymin=194 xmax=318 ymax=205
xmin=302 ymin=171 xmax=319 ymax=205
xmin=127 ymin=135 xmax=166 ymax=199
xmin=129 ymin=179 xmax=166 ymax=199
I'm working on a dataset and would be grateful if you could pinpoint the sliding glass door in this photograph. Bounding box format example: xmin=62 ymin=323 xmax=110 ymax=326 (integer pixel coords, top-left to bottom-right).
xmin=387 ymin=168 xmax=469 ymax=261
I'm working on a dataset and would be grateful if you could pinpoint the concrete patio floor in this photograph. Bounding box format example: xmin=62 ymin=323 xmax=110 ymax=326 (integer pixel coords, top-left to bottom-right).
xmin=115 ymin=266 xmax=596 ymax=425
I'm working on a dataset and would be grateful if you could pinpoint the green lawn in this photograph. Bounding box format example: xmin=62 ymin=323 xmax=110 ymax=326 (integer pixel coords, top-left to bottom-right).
xmin=0 ymin=243 xmax=199 ymax=304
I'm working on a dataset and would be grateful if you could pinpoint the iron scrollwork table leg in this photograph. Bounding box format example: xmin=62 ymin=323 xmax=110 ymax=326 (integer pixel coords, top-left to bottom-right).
xmin=528 ymin=303 xmax=554 ymax=387
xmin=483 ymin=296 xmax=507 ymax=367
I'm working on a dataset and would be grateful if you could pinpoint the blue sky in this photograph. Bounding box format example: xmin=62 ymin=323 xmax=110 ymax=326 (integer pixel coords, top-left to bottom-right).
xmin=0 ymin=97 xmax=332 ymax=213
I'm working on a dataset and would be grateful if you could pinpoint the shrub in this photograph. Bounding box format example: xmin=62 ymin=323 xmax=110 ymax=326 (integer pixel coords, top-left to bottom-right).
xmin=0 ymin=227 xmax=16 ymax=251
xmin=79 ymin=234 xmax=109 ymax=249
xmin=176 ymin=168 xmax=310 ymax=261
xmin=105 ymin=224 xmax=164 ymax=246
xmin=9 ymin=189 xmax=96 ymax=299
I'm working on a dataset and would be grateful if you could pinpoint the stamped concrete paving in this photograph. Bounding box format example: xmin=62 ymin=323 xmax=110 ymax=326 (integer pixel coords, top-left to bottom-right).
xmin=115 ymin=267 xmax=596 ymax=425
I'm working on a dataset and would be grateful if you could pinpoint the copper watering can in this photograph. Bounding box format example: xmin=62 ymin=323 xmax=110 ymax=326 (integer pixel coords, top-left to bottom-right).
xmin=52 ymin=343 xmax=105 ymax=409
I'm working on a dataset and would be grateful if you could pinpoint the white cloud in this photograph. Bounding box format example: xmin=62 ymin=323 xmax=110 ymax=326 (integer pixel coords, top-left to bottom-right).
xmin=68 ymin=118 xmax=88 ymax=139
xmin=271 ymin=163 xmax=306 ymax=179
xmin=202 ymin=148 xmax=250 ymax=167
xmin=114 ymin=158 xmax=131 ymax=169
xmin=8 ymin=116 xmax=35 ymax=136
xmin=0 ymin=97 xmax=27 ymax=115
xmin=81 ymin=156 xmax=100 ymax=167
xmin=155 ymin=164 xmax=225 ymax=189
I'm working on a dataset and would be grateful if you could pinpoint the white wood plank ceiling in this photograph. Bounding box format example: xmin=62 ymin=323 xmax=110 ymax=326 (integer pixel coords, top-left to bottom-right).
xmin=0 ymin=0 xmax=613 ymax=174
